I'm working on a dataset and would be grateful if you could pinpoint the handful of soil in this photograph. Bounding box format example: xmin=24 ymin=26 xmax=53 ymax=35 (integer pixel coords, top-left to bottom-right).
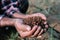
xmin=23 ymin=16 xmax=48 ymax=29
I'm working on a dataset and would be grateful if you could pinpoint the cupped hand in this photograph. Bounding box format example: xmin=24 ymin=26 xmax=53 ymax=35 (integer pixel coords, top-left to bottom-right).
xmin=14 ymin=19 xmax=41 ymax=38
xmin=14 ymin=13 xmax=49 ymax=38
xmin=25 ymin=13 xmax=49 ymax=37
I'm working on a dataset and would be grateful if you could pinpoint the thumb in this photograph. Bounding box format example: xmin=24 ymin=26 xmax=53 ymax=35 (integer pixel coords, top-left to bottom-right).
xmin=25 ymin=25 xmax=31 ymax=31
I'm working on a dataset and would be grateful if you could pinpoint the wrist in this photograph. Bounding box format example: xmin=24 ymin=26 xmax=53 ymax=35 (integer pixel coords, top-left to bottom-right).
xmin=13 ymin=19 xmax=24 ymax=26
xmin=0 ymin=17 xmax=15 ymax=27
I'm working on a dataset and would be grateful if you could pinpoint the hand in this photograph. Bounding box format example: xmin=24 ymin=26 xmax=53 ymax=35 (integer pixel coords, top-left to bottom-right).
xmin=14 ymin=19 xmax=42 ymax=38
xmin=14 ymin=19 xmax=31 ymax=32
xmin=14 ymin=13 xmax=48 ymax=38
xmin=14 ymin=19 xmax=40 ymax=38
xmin=26 ymin=13 xmax=46 ymax=20
xmin=25 ymin=13 xmax=49 ymax=37
xmin=16 ymin=25 xmax=39 ymax=38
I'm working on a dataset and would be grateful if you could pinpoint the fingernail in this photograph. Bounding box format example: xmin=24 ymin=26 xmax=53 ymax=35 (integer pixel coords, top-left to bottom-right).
xmin=44 ymin=22 xmax=47 ymax=24
xmin=37 ymin=36 xmax=42 ymax=38
xmin=45 ymin=25 xmax=48 ymax=28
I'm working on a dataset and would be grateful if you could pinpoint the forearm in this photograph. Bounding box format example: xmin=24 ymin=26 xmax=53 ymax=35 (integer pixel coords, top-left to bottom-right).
xmin=12 ymin=13 xmax=26 ymax=19
xmin=0 ymin=17 xmax=15 ymax=27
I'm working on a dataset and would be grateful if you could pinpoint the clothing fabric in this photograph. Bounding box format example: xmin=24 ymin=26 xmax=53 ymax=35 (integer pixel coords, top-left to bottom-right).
xmin=0 ymin=0 xmax=29 ymax=19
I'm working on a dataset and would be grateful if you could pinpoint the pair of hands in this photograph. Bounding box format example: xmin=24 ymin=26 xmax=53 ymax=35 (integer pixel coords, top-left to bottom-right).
xmin=14 ymin=13 xmax=48 ymax=38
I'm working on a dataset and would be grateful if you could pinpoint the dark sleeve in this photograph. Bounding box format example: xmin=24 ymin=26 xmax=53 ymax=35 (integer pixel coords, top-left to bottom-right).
xmin=1 ymin=0 xmax=19 ymax=16
xmin=0 ymin=0 xmax=29 ymax=17
xmin=0 ymin=0 xmax=4 ymax=20
xmin=18 ymin=0 xmax=29 ymax=14
xmin=0 ymin=0 xmax=3 ymax=15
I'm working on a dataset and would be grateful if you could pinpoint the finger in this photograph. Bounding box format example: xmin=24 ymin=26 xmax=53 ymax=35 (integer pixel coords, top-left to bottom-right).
xmin=44 ymin=21 xmax=47 ymax=24
xmin=36 ymin=13 xmax=47 ymax=20
xmin=37 ymin=36 xmax=42 ymax=38
xmin=40 ymin=13 xmax=46 ymax=20
xmin=45 ymin=24 xmax=48 ymax=29
xmin=31 ymin=27 xmax=41 ymax=37
xmin=43 ymin=21 xmax=48 ymax=29
xmin=38 ymin=29 xmax=44 ymax=36
xmin=25 ymin=25 xmax=31 ymax=31
xmin=26 ymin=13 xmax=46 ymax=20
xmin=19 ymin=25 xmax=38 ymax=38
xmin=27 ymin=25 xmax=38 ymax=35
xmin=43 ymin=28 xmax=47 ymax=32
